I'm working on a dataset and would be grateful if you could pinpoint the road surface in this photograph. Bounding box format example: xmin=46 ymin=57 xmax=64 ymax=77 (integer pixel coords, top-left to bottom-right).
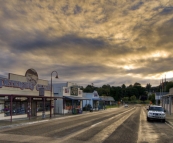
xmin=0 ymin=105 xmax=173 ymax=143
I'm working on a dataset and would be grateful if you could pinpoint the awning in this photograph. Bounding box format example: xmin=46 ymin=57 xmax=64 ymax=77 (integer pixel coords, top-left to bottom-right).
xmin=63 ymin=96 xmax=90 ymax=100
xmin=92 ymin=98 xmax=101 ymax=101
xmin=162 ymin=94 xmax=173 ymax=98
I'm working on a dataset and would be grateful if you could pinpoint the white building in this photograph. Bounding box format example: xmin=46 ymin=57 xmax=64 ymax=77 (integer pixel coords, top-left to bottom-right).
xmin=53 ymin=82 xmax=90 ymax=114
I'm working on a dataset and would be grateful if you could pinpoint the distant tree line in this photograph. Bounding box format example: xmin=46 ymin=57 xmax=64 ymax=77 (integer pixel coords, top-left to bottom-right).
xmin=80 ymin=81 xmax=173 ymax=102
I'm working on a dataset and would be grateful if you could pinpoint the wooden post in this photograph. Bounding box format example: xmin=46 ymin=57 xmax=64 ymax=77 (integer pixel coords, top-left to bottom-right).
xmin=10 ymin=95 xmax=13 ymax=122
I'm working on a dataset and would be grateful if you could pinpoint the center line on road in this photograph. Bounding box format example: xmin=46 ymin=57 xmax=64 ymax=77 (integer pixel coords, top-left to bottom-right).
xmin=91 ymin=121 xmax=102 ymax=127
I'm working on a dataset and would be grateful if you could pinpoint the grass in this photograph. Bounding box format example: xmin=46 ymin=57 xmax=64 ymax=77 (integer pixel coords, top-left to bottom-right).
xmin=105 ymin=105 xmax=119 ymax=109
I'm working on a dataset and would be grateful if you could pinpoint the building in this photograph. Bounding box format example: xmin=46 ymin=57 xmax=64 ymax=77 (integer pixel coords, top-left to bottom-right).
xmin=161 ymin=88 xmax=173 ymax=115
xmin=83 ymin=91 xmax=105 ymax=110
xmin=0 ymin=69 xmax=60 ymax=121
xmin=100 ymin=96 xmax=115 ymax=105
xmin=53 ymin=82 xmax=90 ymax=114
xmin=155 ymin=92 xmax=168 ymax=105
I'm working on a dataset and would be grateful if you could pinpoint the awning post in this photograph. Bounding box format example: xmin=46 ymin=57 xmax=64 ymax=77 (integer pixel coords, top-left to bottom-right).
xmin=10 ymin=95 xmax=13 ymax=122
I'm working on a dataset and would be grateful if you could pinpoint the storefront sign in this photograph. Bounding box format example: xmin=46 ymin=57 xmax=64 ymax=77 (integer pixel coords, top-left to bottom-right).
xmin=39 ymin=87 xmax=45 ymax=96
xmin=93 ymin=91 xmax=99 ymax=97
xmin=25 ymin=68 xmax=38 ymax=86
xmin=36 ymin=84 xmax=51 ymax=91
xmin=33 ymin=98 xmax=42 ymax=100
xmin=0 ymin=78 xmax=34 ymax=90
xmin=65 ymin=88 xmax=69 ymax=93
xmin=71 ymin=87 xmax=78 ymax=96
xmin=0 ymin=79 xmax=51 ymax=91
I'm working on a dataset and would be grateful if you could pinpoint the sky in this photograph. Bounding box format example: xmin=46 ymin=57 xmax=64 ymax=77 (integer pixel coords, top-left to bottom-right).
xmin=0 ymin=0 xmax=173 ymax=87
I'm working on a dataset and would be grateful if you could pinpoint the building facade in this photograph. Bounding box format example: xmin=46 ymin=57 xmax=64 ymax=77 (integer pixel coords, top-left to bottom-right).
xmin=0 ymin=69 xmax=59 ymax=121
xmin=100 ymin=96 xmax=115 ymax=105
xmin=161 ymin=88 xmax=173 ymax=115
xmin=53 ymin=82 xmax=89 ymax=114
xmin=83 ymin=91 xmax=104 ymax=110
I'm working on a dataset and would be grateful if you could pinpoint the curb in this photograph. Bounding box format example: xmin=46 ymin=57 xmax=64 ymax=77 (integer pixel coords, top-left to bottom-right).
xmin=165 ymin=120 xmax=173 ymax=127
xmin=0 ymin=119 xmax=50 ymax=130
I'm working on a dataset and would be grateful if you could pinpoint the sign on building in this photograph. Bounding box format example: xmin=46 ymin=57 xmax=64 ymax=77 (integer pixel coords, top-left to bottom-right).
xmin=71 ymin=87 xmax=78 ymax=96
xmin=39 ymin=87 xmax=45 ymax=96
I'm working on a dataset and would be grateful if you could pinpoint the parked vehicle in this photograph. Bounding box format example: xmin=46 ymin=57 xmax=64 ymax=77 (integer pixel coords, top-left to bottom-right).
xmin=147 ymin=105 xmax=166 ymax=122
xmin=124 ymin=104 xmax=128 ymax=107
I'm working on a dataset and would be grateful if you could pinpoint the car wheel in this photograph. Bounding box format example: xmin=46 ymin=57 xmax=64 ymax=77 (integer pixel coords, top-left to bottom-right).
xmin=147 ymin=117 xmax=150 ymax=121
xmin=162 ymin=119 xmax=165 ymax=123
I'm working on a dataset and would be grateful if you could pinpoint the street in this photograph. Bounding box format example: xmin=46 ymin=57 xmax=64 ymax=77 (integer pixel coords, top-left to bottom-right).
xmin=0 ymin=105 xmax=173 ymax=143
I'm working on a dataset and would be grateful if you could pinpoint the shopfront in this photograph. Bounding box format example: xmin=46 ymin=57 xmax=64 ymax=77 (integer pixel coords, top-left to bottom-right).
xmin=0 ymin=68 xmax=61 ymax=121
xmin=83 ymin=91 xmax=102 ymax=110
xmin=53 ymin=82 xmax=90 ymax=114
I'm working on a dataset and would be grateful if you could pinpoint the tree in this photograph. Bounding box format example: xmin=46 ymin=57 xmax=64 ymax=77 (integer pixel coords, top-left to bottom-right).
xmin=101 ymin=84 xmax=111 ymax=96
xmin=148 ymin=94 xmax=155 ymax=104
xmin=166 ymin=82 xmax=173 ymax=92
xmin=122 ymin=97 xmax=129 ymax=102
xmin=130 ymin=95 xmax=136 ymax=101
xmin=146 ymin=83 xmax=152 ymax=92
xmin=140 ymin=95 xmax=147 ymax=102
xmin=121 ymin=84 xmax=126 ymax=89
xmin=134 ymin=82 xmax=141 ymax=87
xmin=83 ymin=85 xmax=95 ymax=92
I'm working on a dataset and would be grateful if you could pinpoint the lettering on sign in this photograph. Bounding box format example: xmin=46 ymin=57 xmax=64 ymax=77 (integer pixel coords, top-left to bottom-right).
xmin=0 ymin=78 xmax=34 ymax=90
xmin=36 ymin=84 xmax=51 ymax=91
xmin=39 ymin=87 xmax=45 ymax=96
xmin=0 ymin=78 xmax=51 ymax=91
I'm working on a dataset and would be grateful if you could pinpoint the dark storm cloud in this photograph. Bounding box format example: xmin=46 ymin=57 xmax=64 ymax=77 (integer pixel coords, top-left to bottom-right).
xmin=62 ymin=5 xmax=68 ymax=15
xmin=74 ymin=5 xmax=82 ymax=15
xmin=127 ymin=57 xmax=173 ymax=76
xmin=39 ymin=63 xmax=126 ymax=78
xmin=130 ymin=1 xmax=143 ymax=10
xmin=156 ymin=18 xmax=173 ymax=47
xmin=160 ymin=7 xmax=173 ymax=15
xmin=9 ymin=34 xmax=106 ymax=53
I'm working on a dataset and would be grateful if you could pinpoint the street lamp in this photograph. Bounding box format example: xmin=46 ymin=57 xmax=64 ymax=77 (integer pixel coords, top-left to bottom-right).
xmin=50 ymin=71 xmax=58 ymax=118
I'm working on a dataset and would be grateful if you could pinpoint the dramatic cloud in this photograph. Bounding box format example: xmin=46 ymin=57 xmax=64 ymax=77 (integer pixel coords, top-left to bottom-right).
xmin=0 ymin=0 xmax=173 ymax=87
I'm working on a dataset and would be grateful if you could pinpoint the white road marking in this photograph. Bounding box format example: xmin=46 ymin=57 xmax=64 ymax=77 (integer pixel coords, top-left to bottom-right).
xmin=91 ymin=121 xmax=102 ymax=127
xmin=89 ymin=109 xmax=136 ymax=143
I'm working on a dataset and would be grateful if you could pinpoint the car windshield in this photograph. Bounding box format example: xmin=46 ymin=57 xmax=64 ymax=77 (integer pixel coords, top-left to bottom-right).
xmin=149 ymin=107 xmax=164 ymax=111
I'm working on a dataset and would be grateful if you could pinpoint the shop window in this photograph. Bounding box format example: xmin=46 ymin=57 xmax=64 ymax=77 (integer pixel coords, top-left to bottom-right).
xmin=0 ymin=103 xmax=4 ymax=113
xmin=4 ymin=102 xmax=27 ymax=116
xmin=37 ymin=101 xmax=50 ymax=112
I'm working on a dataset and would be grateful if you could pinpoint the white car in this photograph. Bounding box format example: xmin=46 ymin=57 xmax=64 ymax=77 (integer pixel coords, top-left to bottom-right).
xmin=147 ymin=105 xmax=166 ymax=122
xmin=124 ymin=104 xmax=128 ymax=107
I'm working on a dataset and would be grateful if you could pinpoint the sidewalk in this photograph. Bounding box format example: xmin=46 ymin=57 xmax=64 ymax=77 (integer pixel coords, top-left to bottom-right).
xmin=0 ymin=110 xmax=101 ymax=130
xmin=0 ymin=110 xmax=97 ymax=130
xmin=166 ymin=113 xmax=173 ymax=126
xmin=0 ymin=114 xmax=74 ymax=130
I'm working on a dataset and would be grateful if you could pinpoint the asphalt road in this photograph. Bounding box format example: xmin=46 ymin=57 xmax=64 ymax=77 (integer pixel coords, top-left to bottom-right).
xmin=0 ymin=105 xmax=173 ymax=143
